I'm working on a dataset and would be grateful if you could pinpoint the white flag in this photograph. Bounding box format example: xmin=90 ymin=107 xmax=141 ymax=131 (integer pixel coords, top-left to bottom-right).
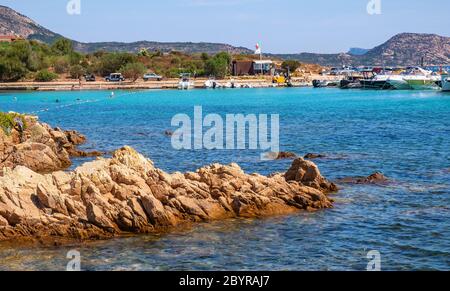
xmin=255 ymin=43 xmax=261 ymax=55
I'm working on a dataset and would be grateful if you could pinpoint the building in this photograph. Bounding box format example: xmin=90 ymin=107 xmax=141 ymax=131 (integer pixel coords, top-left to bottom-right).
xmin=232 ymin=59 xmax=274 ymax=76
xmin=0 ymin=35 xmax=24 ymax=42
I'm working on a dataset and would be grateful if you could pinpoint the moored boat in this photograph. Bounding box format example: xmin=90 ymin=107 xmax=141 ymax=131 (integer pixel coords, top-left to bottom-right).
xmin=402 ymin=67 xmax=440 ymax=90
xmin=178 ymin=73 xmax=194 ymax=90
xmin=441 ymin=74 xmax=450 ymax=92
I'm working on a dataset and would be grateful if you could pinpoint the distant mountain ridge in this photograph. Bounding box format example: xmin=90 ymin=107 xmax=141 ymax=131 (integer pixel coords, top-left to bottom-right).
xmin=1 ymin=5 xmax=449 ymax=66
xmin=272 ymin=33 xmax=450 ymax=66
xmin=0 ymin=5 xmax=252 ymax=55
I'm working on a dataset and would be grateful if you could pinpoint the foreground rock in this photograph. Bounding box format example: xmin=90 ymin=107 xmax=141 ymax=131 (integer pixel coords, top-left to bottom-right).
xmin=335 ymin=172 xmax=389 ymax=185
xmin=0 ymin=147 xmax=337 ymax=243
xmin=0 ymin=114 xmax=102 ymax=174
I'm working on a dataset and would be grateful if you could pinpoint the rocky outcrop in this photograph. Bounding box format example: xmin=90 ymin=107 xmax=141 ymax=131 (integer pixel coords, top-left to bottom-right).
xmin=0 ymin=147 xmax=337 ymax=243
xmin=285 ymin=158 xmax=338 ymax=193
xmin=0 ymin=114 xmax=101 ymax=174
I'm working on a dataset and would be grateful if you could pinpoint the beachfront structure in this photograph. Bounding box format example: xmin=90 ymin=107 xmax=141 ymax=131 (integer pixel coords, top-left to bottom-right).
xmin=232 ymin=60 xmax=274 ymax=76
xmin=0 ymin=35 xmax=24 ymax=42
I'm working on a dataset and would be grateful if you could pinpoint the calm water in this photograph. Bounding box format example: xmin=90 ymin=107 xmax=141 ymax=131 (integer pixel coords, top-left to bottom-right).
xmin=0 ymin=88 xmax=449 ymax=271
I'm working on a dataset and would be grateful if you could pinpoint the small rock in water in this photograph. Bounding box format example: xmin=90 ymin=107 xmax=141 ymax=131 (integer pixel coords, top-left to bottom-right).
xmin=264 ymin=152 xmax=297 ymax=160
xmin=304 ymin=153 xmax=327 ymax=159
xmin=164 ymin=130 xmax=174 ymax=137
xmin=336 ymin=172 xmax=389 ymax=185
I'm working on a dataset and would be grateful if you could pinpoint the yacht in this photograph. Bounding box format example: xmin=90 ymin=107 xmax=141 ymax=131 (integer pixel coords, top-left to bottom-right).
xmin=402 ymin=67 xmax=440 ymax=90
xmin=360 ymin=70 xmax=394 ymax=90
xmin=386 ymin=74 xmax=411 ymax=90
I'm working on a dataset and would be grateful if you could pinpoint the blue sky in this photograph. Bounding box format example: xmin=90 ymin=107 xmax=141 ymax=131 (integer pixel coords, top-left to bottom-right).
xmin=2 ymin=0 xmax=449 ymax=53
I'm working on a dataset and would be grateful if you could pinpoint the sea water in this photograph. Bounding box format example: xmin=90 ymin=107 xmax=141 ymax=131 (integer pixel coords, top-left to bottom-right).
xmin=0 ymin=88 xmax=449 ymax=271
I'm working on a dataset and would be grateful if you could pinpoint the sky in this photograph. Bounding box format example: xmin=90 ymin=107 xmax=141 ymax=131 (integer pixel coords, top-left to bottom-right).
xmin=1 ymin=0 xmax=449 ymax=54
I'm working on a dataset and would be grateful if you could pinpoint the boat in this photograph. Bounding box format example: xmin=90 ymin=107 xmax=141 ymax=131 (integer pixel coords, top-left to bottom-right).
xmin=360 ymin=70 xmax=394 ymax=90
xmin=313 ymin=79 xmax=340 ymax=88
xmin=178 ymin=73 xmax=194 ymax=90
xmin=441 ymin=74 xmax=450 ymax=92
xmin=402 ymin=67 xmax=440 ymax=90
xmin=386 ymin=74 xmax=411 ymax=90
xmin=340 ymin=74 xmax=363 ymax=89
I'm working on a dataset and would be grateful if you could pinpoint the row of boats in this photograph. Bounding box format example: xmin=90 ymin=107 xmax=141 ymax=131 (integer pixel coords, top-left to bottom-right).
xmin=313 ymin=67 xmax=450 ymax=91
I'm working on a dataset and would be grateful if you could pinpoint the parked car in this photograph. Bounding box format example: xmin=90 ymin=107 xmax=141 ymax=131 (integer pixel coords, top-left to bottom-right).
xmin=84 ymin=74 xmax=96 ymax=82
xmin=105 ymin=73 xmax=125 ymax=82
xmin=143 ymin=73 xmax=163 ymax=81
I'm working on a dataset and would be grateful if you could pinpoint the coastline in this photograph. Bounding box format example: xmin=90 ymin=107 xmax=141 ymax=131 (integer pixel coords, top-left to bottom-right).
xmin=0 ymin=77 xmax=315 ymax=92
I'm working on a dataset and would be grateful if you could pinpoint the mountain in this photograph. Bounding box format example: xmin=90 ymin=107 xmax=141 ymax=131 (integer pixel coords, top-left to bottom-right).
xmin=0 ymin=5 xmax=63 ymax=43
xmin=0 ymin=5 xmax=252 ymax=55
xmin=273 ymin=33 xmax=450 ymax=66
xmin=348 ymin=48 xmax=370 ymax=56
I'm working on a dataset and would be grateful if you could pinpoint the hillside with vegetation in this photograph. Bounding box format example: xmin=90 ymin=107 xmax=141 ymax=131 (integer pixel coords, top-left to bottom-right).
xmin=0 ymin=38 xmax=242 ymax=82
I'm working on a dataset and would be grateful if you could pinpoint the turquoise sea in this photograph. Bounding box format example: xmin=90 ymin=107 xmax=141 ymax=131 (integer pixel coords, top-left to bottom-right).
xmin=0 ymin=88 xmax=449 ymax=271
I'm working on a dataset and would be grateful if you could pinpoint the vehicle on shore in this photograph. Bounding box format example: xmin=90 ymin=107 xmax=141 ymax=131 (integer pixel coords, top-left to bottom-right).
xmin=84 ymin=74 xmax=96 ymax=82
xmin=105 ymin=73 xmax=125 ymax=82
xmin=143 ymin=73 xmax=163 ymax=81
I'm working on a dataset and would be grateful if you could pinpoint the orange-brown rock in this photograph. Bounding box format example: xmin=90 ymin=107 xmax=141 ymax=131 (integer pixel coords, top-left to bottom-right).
xmin=0 ymin=114 xmax=101 ymax=174
xmin=0 ymin=147 xmax=337 ymax=243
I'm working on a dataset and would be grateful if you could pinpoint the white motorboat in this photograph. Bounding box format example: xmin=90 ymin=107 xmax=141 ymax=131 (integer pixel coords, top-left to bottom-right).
xmin=178 ymin=73 xmax=194 ymax=90
xmin=402 ymin=67 xmax=440 ymax=90
xmin=441 ymin=74 xmax=450 ymax=92
xmin=386 ymin=75 xmax=411 ymax=90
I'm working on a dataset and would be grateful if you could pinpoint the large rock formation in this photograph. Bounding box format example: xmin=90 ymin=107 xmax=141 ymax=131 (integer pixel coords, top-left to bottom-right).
xmin=0 ymin=114 xmax=101 ymax=174
xmin=0 ymin=147 xmax=337 ymax=243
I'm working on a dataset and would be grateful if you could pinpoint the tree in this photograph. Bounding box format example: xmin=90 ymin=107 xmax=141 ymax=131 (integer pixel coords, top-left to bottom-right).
xmin=53 ymin=57 xmax=70 ymax=74
xmin=51 ymin=38 xmax=74 ymax=55
xmin=35 ymin=69 xmax=58 ymax=82
xmin=69 ymin=65 xmax=86 ymax=79
xmin=204 ymin=52 xmax=232 ymax=78
xmin=0 ymin=58 xmax=27 ymax=81
xmin=281 ymin=60 xmax=301 ymax=73
xmin=120 ymin=62 xmax=146 ymax=82
xmin=95 ymin=52 xmax=137 ymax=76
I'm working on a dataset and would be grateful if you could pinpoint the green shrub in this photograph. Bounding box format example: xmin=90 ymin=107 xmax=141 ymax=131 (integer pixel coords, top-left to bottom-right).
xmin=0 ymin=112 xmax=26 ymax=135
xmin=51 ymin=38 xmax=74 ymax=55
xmin=0 ymin=57 xmax=28 ymax=81
xmin=69 ymin=65 xmax=86 ymax=79
xmin=281 ymin=60 xmax=301 ymax=72
xmin=35 ymin=70 xmax=58 ymax=82
xmin=120 ymin=62 xmax=146 ymax=82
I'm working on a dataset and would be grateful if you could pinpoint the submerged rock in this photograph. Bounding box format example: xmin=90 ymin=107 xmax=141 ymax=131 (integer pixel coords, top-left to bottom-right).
xmin=264 ymin=152 xmax=298 ymax=160
xmin=0 ymin=147 xmax=337 ymax=243
xmin=0 ymin=114 xmax=101 ymax=174
xmin=336 ymin=172 xmax=389 ymax=185
xmin=304 ymin=153 xmax=327 ymax=159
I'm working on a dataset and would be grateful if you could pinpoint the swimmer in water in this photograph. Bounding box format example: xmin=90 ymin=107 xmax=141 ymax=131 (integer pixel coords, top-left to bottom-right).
xmin=56 ymin=99 xmax=60 ymax=103
xmin=13 ymin=96 xmax=17 ymax=101
xmin=110 ymin=92 xmax=115 ymax=98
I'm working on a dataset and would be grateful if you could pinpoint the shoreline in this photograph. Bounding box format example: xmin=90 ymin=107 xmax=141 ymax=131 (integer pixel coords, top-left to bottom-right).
xmin=0 ymin=77 xmax=314 ymax=92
